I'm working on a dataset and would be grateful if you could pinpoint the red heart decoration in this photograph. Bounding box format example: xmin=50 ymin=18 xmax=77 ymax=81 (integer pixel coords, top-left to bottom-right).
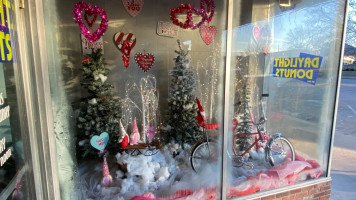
xmin=114 ymin=32 xmax=137 ymax=68
xmin=170 ymin=4 xmax=192 ymax=29
xmin=135 ymin=52 xmax=155 ymax=72
xmin=200 ymin=24 xmax=217 ymax=45
xmin=114 ymin=32 xmax=136 ymax=52
xmin=122 ymin=0 xmax=144 ymax=17
xmin=84 ymin=11 xmax=98 ymax=27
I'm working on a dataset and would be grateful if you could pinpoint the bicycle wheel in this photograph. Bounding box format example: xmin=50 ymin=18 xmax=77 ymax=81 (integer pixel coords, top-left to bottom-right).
xmin=190 ymin=140 xmax=219 ymax=172
xmin=266 ymin=136 xmax=295 ymax=166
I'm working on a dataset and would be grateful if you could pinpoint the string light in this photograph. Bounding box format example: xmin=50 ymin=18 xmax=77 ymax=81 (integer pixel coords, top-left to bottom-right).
xmin=121 ymin=75 xmax=159 ymax=143
xmin=194 ymin=43 xmax=220 ymax=121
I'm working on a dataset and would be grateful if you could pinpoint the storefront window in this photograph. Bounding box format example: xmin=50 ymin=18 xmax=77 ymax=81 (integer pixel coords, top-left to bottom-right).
xmin=226 ymin=0 xmax=346 ymax=198
xmin=38 ymin=0 xmax=347 ymax=199
xmin=42 ymin=0 xmax=229 ymax=199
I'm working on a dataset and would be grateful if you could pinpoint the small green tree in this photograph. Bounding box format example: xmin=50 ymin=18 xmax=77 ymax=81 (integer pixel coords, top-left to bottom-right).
xmin=76 ymin=49 xmax=122 ymax=158
xmin=167 ymin=41 xmax=202 ymax=145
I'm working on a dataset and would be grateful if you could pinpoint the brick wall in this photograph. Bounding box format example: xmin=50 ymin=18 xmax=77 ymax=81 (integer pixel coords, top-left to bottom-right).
xmin=252 ymin=180 xmax=331 ymax=200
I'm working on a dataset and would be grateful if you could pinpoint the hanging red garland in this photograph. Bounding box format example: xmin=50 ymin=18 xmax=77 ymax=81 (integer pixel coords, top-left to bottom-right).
xmin=170 ymin=4 xmax=192 ymax=29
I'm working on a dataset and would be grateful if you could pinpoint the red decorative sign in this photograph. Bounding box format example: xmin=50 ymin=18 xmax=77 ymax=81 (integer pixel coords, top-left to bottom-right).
xmin=135 ymin=52 xmax=155 ymax=72
xmin=122 ymin=0 xmax=144 ymax=17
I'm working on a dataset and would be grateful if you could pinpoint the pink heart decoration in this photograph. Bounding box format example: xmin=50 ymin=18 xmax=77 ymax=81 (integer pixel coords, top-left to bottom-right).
xmin=135 ymin=52 xmax=155 ymax=72
xmin=122 ymin=0 xmax=144 ymax=17
xmin=73 ymin=2 xmax=108 ymax=43
xmin=253 ymin=26 xmax=260 ymax=42
xmin=200 ymin=24 xmax=217 ymax=45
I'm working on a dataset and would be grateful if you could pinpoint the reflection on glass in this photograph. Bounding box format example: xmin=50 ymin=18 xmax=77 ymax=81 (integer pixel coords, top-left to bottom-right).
xmin=226 ymin=0 xmax=345 ymax=198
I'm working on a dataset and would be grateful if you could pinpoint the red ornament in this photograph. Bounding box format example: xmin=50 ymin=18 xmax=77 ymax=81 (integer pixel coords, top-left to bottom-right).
xmin=200 ymin=24 xmax=217 ymax=45
xmin=114 ymin=32 xmax=136 ymax=68
xmin=84 ymin=10 xmax=98 ymax=27
xmin=135 ymin=52 xmax=155 ymax=72
xmin=122 ymin=0 xmax=144 ymax=17
xmin=170 ymin=4 xmax=192 ymax=29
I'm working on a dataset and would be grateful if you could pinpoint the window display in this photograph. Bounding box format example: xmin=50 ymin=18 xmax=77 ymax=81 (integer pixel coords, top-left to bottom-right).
xmin=37 ymin=0 xmax=346 ymax=199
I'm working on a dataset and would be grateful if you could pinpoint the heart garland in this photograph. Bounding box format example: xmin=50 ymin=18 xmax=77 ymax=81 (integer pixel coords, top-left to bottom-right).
xmin=122 ymin=0 xmax=144 ymax=17
xmin=170 ymin=4 xmax=192 ymax=29
xmin=170 ymin=0 xmax=215 ymax=30
xmin=73 ymin=2 xmax=108 ymax=43
xmin=114 ymin=32 xmax=137 ymax=68
xmin=200 ymin=24 xmax=217 ymax=45
xmin=135 ymin=52 xmax=155 ymax=72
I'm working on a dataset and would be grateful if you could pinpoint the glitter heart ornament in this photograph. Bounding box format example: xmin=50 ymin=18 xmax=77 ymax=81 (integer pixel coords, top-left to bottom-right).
xmin=73 ymin=2 xmax=108 ymax=43
xmin=135 ymin=52 xmax=155 ymax=72
xmin=200 ymin=24 xmax=217 ymax=45
xmin=122 ymin=0 xmax=144 ymax=17
xmin=170 ymin=4 xmax=193 ymax=29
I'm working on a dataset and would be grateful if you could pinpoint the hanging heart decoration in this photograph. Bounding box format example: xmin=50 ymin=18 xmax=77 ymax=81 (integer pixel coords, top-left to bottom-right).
xmin=135 ymin=52 xmax=155 ymax=72
xmin=253 ymin=25 xmax=260 ymax=42
xmin=73 ymin=2 xmax=108 ymax=43
xmin=122 ymin=0 xmax=144 ymax=17
xmin=200 ymin=0 xmax=215 ymax=23
xmin=114 ymin=32 xmax=137 ymax=68
xmin=90 ymin=132 xmax=109 ymax=151
xmin=170 ymin=4 xmax=193 ymax=29
xmin=190 ymin=7 xmax=206 ymax=30
xmin=200 ymin=24 xmax=217 ymax=45
xmin=84 ymin=10 xmax=98 ymax=27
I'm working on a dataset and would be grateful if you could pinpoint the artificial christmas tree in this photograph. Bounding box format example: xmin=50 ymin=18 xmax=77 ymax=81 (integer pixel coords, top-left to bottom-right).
xmin=166 ymin=40 xmax=202 ymax=145
xmin=234 ymin=66 xmax=253 ymax=152
xmin=76 ymin=49 xmax=122 ymax=158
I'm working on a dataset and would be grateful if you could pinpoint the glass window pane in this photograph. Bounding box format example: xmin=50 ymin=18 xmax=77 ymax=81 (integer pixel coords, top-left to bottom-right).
xmin=42 ymin=0 xmax=228 ymax=199
xmin=226 ymin=0 xmax=346 ymax=198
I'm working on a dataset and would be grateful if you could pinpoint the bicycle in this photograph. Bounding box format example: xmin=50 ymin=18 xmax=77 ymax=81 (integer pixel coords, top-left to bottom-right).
xmin=190 ymin=95 xmax=295 ymax=172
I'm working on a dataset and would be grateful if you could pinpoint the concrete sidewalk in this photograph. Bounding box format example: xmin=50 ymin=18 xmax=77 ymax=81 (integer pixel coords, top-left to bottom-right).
xmin=330 ymin=76 xmax=356 ymax=199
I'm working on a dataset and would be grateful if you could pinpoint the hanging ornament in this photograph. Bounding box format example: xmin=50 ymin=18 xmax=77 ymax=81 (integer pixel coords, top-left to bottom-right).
xmin=200 ymin=24 xmax=217 ymax=45
xmin=135 ymin=51 xmax=155 ymax=72
xmin=101 ymin=157 xmax=113 ymax=187
xmin=146 ymin=126 xmax=156 ymax=143
xmin=73 ymin=2 xmax=108 ymax=43
xmin=114 ymin=32 xmax=137 ymax=68
xmin=118 ymin=119 xmax=129 ymax=148
xmin=252 ymin=25 xmax=260 ymax=42
xmin=90 ymin=132 xmax=109 ymax=151
xmin=88 ymin=98 xmax=98 ymax=105
xmin=200 ymin=0 xmax=215 ymax=24
xmin=170 ymin=4 xmax=193 ymax=29
xmin=122 ymin=0 xmax=144 ymax=17
xmin=129 ymin=118 xmax=140 ymax=145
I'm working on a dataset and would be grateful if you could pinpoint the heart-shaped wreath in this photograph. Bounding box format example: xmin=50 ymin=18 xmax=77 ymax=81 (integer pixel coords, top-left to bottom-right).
xmin=170 ymin=4 xmax=192 ymax=29
xmin=73 ymin=2 xmax=108 ymax=43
